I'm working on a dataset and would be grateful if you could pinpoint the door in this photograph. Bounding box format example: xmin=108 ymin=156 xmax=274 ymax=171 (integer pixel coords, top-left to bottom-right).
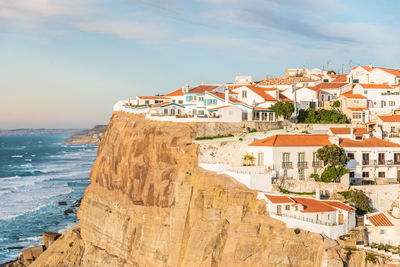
xmin=258 ymin=152 xmax=264 ymax=166
xmin=277 ymin=205 xmax=282 ymax=216
xmin=378 ymin=153 xmax=385 ymax=165
xmin=362 ymin=153 xmax=369 ymax=165
xmin=338 ymin=214 xmax=344 ymax=224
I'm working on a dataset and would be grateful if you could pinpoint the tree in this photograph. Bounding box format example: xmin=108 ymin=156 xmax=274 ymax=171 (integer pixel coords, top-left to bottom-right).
xmin=270 ymin=101 xmax=294 ymax=120
xmin=327 ymin=70 xmax=336 ymax=75
xmin=331 ymin=100 xmax=340 ymax=108
xmin=297 ymin=108 xmax=347 ymax=124
xmin=317 ymin=144 xmax=349 ymax=166
xmin=317 ymin=145 xmax=349 ymax=183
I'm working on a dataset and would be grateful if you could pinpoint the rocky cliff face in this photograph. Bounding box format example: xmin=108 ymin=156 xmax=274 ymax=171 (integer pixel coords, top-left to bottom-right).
xmin=32 ymin=112 xmax=362 ymax=267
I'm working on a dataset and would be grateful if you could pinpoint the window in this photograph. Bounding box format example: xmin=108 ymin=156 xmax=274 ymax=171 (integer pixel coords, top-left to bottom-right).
xmin=380 ymin=229 xmax=385 ymax=235
xmin=352 ymin=112 xmax=361 ymax=119
xmin=378 ymin=153 xmax=385 ymax=164
xmin=198 ymin=110 xmax=204 ymax=115
xmin=378 ymin=171 xmax=385 ymax=178
xmin=348 ymin=153 xmax=355 ymax=160
xmin=242 ymin=112 xmax=248 ymax=121
xmin=328 ymin=214 xmax=331 ymax=220
xmin=298 ymin=169 xmax=304 ymax=180
xmin=285 ymin=205 xmax=290 ymax=211
xmin=381 ymin=101 xmax=386 ymax=107
xmin=394 ymin=153 xmax=400 ymax=163
xmin=172 ymin=99 xmax=175 ymax=103
xmin=390 ymin=101 xmax=396 ymax=106
xmin=364 ymin=90 xmax=368 ymax=95
xmin=242 ymin=90 xmax=247 ymax=98
xmin=353 ymin=79 xmax=359 ymax=83
xmin=283 ymin=169 xmax=288 ymax=177
xmin=283 ymin=153 xmax=290 ymax=162
xmin=355 ymin=136 xmax=362 ymax=140
xmin=316 ymin=214 xmax=319 ymax=221
xmin=145 ymin=100 xmax=150 ymax=105
xmin=362 ymin=153 xmax=369 ymax=165
xmin=349 ymin=172 xmax=355 ymax=178
xmin=323 ymin=79 xmax=329 ymax=83
xmin=362 ymin=172 xmax=369 ymax=178
xmin=303 ymin=83 xmax=309 ymax=87
xmin=178 ymin=100 xmax=183 ymax=104
xmin=392 ymin=127 xmax=396 ymax=133
xmin=164 ymin=109 xmax=168 ymax=115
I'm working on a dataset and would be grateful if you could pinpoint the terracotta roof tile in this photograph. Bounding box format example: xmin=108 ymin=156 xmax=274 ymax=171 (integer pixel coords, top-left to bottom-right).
xmin=378 ymin=115 xmax=400 ymax=122
xmin=249 ymin=134 xmax=331 ymax=147
xmin=279 ymin=93 xmax=292 ymax=102
xmin=138 ymin=96 xmax=168 ymax=99
xmin=348 ymin=107 xmax=368 ymax=111
xmin=259 ymin=77 xmax=317 ymax=86
xmin=165 ymin=88 xmax=184 ymax=96
xmin=359 ymin=84 xmax=394 ymax=89
xmin=208 ymin=105 xmax=232 ymax=111
xmin=330 ymin=127 xmax=368 ymax=136
xmin=265 ymin=194 xmax=295 ymax=204
xmin=310 ymin=83 xmax=349 ymax=90
xmin=189 ymin=85 xmax=219 ymax=94
xmin=339 ymin=137 xmax=400 ymax=147
xmin=321 ymin=201 xmax=355 ymax=212
xmin=341 ymin=91 xmax=367 ymax=99
xmin=291 ymin=197 xmax=337 ymax=213
xmin=368 ymin=213 xmax=394 ymax=226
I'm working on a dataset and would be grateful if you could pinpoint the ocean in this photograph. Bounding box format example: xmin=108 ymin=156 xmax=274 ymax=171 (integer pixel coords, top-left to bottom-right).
xmin=0 ymin=134 xmax=97 ymax=263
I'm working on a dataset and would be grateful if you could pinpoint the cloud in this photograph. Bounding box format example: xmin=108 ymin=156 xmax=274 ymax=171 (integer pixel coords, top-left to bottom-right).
xmin=75 ymin=20 xmax=170 ymax=42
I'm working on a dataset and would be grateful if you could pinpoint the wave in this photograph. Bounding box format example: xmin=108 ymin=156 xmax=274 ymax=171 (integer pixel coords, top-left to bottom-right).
xmin=11 ymin=155 xmax=23 ymax=158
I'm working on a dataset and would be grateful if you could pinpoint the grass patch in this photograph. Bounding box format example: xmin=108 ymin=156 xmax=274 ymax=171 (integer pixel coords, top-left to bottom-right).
xmin=365 ymin=253 xmax=378 ymax=264
xmin=195 ymin=134 xmax=234 ymax=140
xmin=280 ymin=188 xmax=315 ymax=195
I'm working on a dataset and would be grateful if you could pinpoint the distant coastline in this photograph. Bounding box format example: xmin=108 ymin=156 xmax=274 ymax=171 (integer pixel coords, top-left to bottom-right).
xmin=62 ymin=125 xmax=106 ymax=145
xmin=0 ymin=128 xmax=83 ymax=137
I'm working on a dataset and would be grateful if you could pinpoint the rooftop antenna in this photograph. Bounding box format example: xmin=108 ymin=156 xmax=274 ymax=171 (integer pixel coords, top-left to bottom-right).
xmin=348 ymin=60 xmax=353 ymax=73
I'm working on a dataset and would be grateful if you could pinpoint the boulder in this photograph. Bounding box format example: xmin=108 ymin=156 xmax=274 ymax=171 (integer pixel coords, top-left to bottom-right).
xmin=43 ymin=232 xmax=61 ymax=248
xmin=58 ymin=201 xmax=67 ymax=206
xmin=21 ymin=245 xmax=45 ymax=264
xmin=63 ymin=208 xmax=73 ymax=215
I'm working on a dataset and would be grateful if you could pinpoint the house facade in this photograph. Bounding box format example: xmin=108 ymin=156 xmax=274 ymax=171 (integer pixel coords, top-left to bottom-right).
xmin=353 ymin=84 xmax=400 ymax=115
xmin=349 ymin=65 xmax=400 ymax=85
xmin=264 ymin=193 xmax=356 ymax=239
xmin=365 ymin=210 xmax=400 ymax=246
xmin=378 ymin=114 xmax=400 ymax=139
xmin=338 ymin=91 xmax=369 ymax=123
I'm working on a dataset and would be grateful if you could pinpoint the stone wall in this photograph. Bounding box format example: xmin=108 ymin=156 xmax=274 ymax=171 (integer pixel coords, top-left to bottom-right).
xmin=352 ymin=184 xmax=400 ymax=211
xmin=195 ymin=121 xmax=286 ymax=137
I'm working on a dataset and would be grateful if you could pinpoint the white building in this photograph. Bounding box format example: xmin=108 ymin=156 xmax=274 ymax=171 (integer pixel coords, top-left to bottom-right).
xmin=135 ymin=96 xmax=168 ymax=106
xmin=338 ymin=91 xmax=369 ymax=123
xmin=365 ymin=209 xmax=400 ymax=246
xmin=377 ymin=114 xmax=400 ymax=139
xmin=309 ymin=82 xmax=352 ymax=99
xmin=258 ymin=77 xmax=320 ymax=91
xmin=353 ymin=84 xmax=400 ymax=115
xmin=349 ymin=65 xmax=400 ymax=85
xmin=150 ymin=102 xmax=185 ymax=116
xmin=263 ymin=193 xmax=356 ymax=239
xmin=235 ymin=76 xmax=253 ymax=84
xmin=248 ymin=130 xmax=400 ymax=184
xmin=282 ymin=86 xmax=333 ymax=110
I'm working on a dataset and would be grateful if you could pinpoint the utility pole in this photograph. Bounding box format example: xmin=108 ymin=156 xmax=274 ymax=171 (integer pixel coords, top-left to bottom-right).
xmin=342 ymin=64 xmax=344 ymax=75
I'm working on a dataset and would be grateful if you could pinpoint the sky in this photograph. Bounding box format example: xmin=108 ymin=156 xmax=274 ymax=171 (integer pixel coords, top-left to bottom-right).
xmin=1 ymin=0 xmax=400 ymax=129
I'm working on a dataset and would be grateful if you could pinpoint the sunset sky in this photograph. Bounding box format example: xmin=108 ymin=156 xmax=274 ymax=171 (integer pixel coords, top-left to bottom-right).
xmin=1 ymin=0 xmax=400 ymax=128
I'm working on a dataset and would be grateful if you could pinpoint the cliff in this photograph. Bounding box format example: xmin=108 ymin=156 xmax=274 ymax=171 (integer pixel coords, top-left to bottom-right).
xmin=31 ymin=112 xmax=366 ymax=266
xmin=63 ymin=125 xmax=106 ymax=145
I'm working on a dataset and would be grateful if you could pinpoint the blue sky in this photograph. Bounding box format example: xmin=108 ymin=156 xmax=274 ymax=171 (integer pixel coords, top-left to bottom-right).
xmin=1 ymin=0 xmax=400 ymax=128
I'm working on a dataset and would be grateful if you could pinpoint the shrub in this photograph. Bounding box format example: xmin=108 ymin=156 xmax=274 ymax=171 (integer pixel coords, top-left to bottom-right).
xmin=239 ymin=137 xmax=243 ymax=141
xmin=69 ymin=242 xmax=74 ymax=247
xmin=270 ymin=101 xmax=295 ymax=120
xmin=338 ymin=189 xmax=372 ymax=215
xmin=331 ymin=100 xmax=340 ymax=108
xmin=280 ymin=188 xmax=315 ymax=195
xmin=297 ymin=108 xmax=347 ymax=124
xmin=365 ymin=253 xmax=378 ymax=264
xmin=294 ymin=228 xmax=301 ymax=234
xmin=320 ymin=165 xmax=349 ymax=183
xmin=195 ymin=134 xmax=234 ymax=140
xmin=310 ymin=173 xmax=319 ymax=180
xmin=317 ymin=144 xmax=349 ymax=166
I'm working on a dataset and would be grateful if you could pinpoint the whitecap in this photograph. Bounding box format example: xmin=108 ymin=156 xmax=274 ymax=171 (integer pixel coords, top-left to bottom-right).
xmin=11 ymin=155 xmax=23 ymax=158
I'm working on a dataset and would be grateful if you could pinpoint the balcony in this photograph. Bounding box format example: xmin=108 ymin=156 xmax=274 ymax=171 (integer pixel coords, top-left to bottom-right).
xmin=362 ymin=160 xmax=400 ymax=166
xmin=381 ymin=92 xmax=400 ymax=95
xmin=297 ymin=161 xmax=308 ymax=168
xmin=282 ymin=162 xmax=293 ymax=168
xmin=312 ymin=161 xmax=323 ymax=167
xmin=362 ymin=160 xmax=369 ymax=165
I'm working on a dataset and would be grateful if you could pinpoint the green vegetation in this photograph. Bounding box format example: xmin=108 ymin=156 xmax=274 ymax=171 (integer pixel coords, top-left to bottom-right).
xmin=195 ymin=134 xmax=234 ymax=140
xmin=365 ymin=253 xmax=378 ymax=264
xmin=331 ymin=100 xmax=340 ymax=108
xmin=242 ymin=153 xmax=255 ymax=166
xmin=344 ymin=246 xmax=355 ymax=260
xmin=69 ymin=242 xmax=74 ymax=247
xmin=370 ymin=243 xmax=400 ymax=253
xmin=294 ymin=228 xmax=301 ymax=234
xmin=297 ymin=108 xmax=347 ymax=124
xmin=327 ymin=70 xmax=336 ymax=75
xmin=239 ymin=137 xmax=243 ymax=141
xmin=270 ymin=101 xmax=295 ymax=120
xmin=280 ymin=188 xmax=315 ymax=195
xmin=338 ymin=190 xmax=372 ymax=215
xmin=316 ymin=145 xmax=349 ymax=183
xmin=301 ymin=130 xmax=310 ymax=134
xmin=251 ymin=128 xmax=257 ymax=133
xmin=309 ymin=173 xmax=320 ymax=180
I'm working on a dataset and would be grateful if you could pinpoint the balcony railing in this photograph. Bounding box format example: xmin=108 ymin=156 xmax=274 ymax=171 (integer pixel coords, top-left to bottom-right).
xmin=362 ymin=160 xmax=400 ymax=166
xmin=269 ymin=212 xmax=340 ymax=226
xmin=282 ymin=162 xmax=293 ymax=168
xmin=297 ymin=161 xmax=308 ymax=168
xmin=312 ymin=161 xmax=323 ymax=167
xmin=382 ymin=92 xmax=400 ymax=95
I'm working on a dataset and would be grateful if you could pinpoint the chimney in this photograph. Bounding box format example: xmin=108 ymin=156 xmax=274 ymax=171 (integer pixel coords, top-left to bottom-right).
xmin=225 ymin=87 xmax=229 ymax=104
xmin=369 ymin=64 xmax=372 ymax=68
xmin=315 ymin=188 xmax=321 ymax=200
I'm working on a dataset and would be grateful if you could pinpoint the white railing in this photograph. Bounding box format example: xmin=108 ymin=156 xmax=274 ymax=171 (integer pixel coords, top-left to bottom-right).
xmin=270 ymin=212 xmax=338 ymax=226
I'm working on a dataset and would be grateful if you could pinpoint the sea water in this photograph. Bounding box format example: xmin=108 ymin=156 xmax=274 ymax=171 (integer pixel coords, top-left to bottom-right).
xmin=0 ymin=134 xmax=97 ymax=263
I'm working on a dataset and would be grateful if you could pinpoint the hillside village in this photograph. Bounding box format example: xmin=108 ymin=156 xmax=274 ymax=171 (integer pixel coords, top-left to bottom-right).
xmin=115 ymin=65 xmax=400 ymax=262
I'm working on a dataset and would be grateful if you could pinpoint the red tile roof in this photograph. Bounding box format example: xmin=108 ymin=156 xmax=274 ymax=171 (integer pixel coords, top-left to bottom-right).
xmin=279 ymin=93 xmax=292 ymax=102
xmin=359 ymin=84 xmax=393 ymax=89
xmin=189 ymin=85 xmax=219 ymax=94
xmin=291 ymin=197 xmax=337 ymax=213
xmin=332 ymin=74 xmax=348 ymax=83
xmin=249 ymin=134 xmax=331 ymax=147
xmin=341 ymin=91 xmax=367 ymax=99
xmin=138 ymin=96 xmax=168 ymax=99
xmin=165 ymin=88 xmax=184 ymax=97
xmin=265 ymin=194 xmax=294 ymax=204
xmin=368 ymin=213 xmax=394 ymax=226
xmin=310 ymin=83 xmax=349 ymax=90
xmin=246 ymin=86 xmax=277 ymax=101
xmin=378 ymin=115 xmax=400 ymax=122
xmin=252 ymin=106 xmax=272 ymax=111
xmin=378 ymin=67 xmax=400 ymax=77
xmin=353 ymin=66 xmax=374 ymax=72
xmin=259 ymin=77 xmax=317 ymax=86
xmin=330 ymin=127 xmax=368 ymax=136
xmin=322 ymin=201 xmax=355 ymax=212
xmin=348 ymin=107 xmax=368 ymax=111
xmin=339 ymin=137 xmax=400 ymax=148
